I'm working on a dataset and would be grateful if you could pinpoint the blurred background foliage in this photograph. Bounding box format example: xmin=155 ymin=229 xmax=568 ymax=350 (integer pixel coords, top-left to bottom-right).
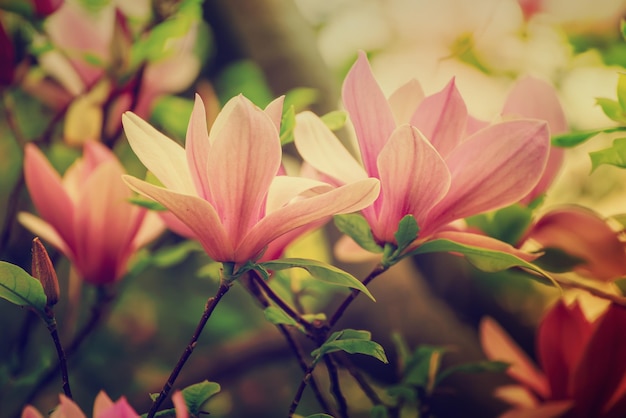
xmin=1 ymin=0 xmax=626 ymax=417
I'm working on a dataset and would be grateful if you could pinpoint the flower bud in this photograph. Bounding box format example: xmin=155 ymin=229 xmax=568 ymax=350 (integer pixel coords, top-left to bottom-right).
xmin=31 ymin=237 xmax=60 ymax=307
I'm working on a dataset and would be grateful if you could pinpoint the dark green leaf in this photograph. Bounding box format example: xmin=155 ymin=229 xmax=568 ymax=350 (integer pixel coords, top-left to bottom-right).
xmin=182 ymin=380 xmax=221 ymax=415
xmin=320 ymin=111 xmax=347 ymax=131
xmin=551 ymin=130 xmax=601 ymax=148
xmin=532 ymin=247 xmax=584 ymax=273
xmin=0 ymin=262 xmax=47 ymax=319
xmin=311 ymin=329 xmax=388 ymax=364
xmin=280 ymin=105 xmax=296 ymax=146
xmin=409 ymin=239 xmax=552 ymax=283
xmin=466 ymin=204 xmax=534 ymax=245
xmin=334 ymin=214 xmax=383 ymax=253
xmin=260 ymin=258 xmax=375 ymax=301
xmin=436 ymin=360 xmax=509 ymax=385
xmin=128 ymin=197 xmax=167 ymax=211
xmin=590 ymin=137 xmax=626 ymax=172
xmin=370 ymin=405 xmax=389 ymax=418
xmin=386 ymin=384 xmax=417 ymax=404
xmin=394 ymin=215 xmax=419 ymax=253
xmin=403 ymin=345 xmax=447 ymax=389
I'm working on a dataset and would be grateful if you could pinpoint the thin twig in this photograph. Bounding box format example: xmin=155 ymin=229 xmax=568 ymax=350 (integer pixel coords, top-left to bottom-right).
xmin=147 ymin=277 xmax=232 ymax=418
xmin=324 ymin=356 xmax=348 ymax=418
xmin=46 ymin=319 xmax=72 ymax=398
xmin=555 ymin=276 xmax=626 ymax=307
xmin=328 ymin=263 xmax=388 ymax=328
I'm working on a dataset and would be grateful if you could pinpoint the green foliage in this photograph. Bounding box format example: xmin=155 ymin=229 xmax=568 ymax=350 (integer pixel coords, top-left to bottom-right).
xmin=0 ymin=262 xmax=49 ymax=323
xmin=551 ymin=130 xmax=602 ymax=147
xmin=435 ymin=360 xmax=509 ymax=385
xmin=590 ymin=137 xmax=626 ymax=171
xmin=369 ymin=405 xmax=389 ymax=418
xmin=280 ymin=105 xmax=296 ymax=145
xmin=333 ymin=213 xmax=383 ymax=253
xmin=532 ymin=247 xmax=585 ymax=273
xmin=182 ymin=380 xmax=221 ymax=416
xmin=151 ymin=96 xmax=194 ymax=140
xmin=260 ymin=258 xmax=375 ymax=301
xmin=311 ymin=329 xmax=389 ymax=365
xmin=264 ymin=306 xmax=300 ymax=328
xmin=596 ymin=98 xmax=626 ymax=124
xmin=284 ymin=87 xmax=319 ymax=112
xmin=466 ymin=204 xmax=534 ymax=245
xmin=409 ymin=239 xmax=551 ymax=283
xmin=216 ymin=60 xmax=274 ymax=106
xmin=393 ymin=215 xmax=420 ymax=255
xmin=149 ymin=241 xmax=203 ymax=269
xmin=320 ymin=111 xmax=347 ymax=131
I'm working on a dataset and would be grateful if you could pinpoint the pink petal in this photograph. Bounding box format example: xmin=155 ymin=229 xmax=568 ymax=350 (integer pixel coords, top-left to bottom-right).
xmin=294 ymin=111 xmax=367 ymax=184
xmin=410 ymin=78 xmax=468 ymax=159
xmin=122 ymin=112 xmax=195 ymax=194
xmin=53 ymin=395 xmax=86 ymax=418
xmin=495 ymin=385 xmax=541 ymax=408
xmin=537 ymin=300 xmax=593 ymax=399
xmin=571 ymin=303 xmax=626 ymax=416
xmin=185 ymin=94 xmax=212 ymax=199
xmin=499 ymin=401 xmax=573 ymax=418
xmin=480 ymin=317 xmax=551 ymax=399
xmin=342 ymin=51 xmax=396 ymax=178
xmin=374 ymin=125 xmax=451 ymax=243
xmin=17 ymin=213 xmax=71 ymax=256
xmin=266 ymin=176 xmax=334 ymax=214
xmin=206 ymin=95 xmax=281 ymax=244
xmin=74 ymin=160 xmax=141 ymax=284
xmin=23 ymin=144 xmax=76 ymax=250
xmin=95 ymin=397 xmax=138 ymax=418
xmin=387 ymin=78 xmax=425 ymax=125
xmin=123 ymin=176 xmax=234 ymax=262
xmin=130 ymin=211 xmax=165 ymax=251
xmin=264 ymin=96 xmax=285 ymax=131
xmin=172 ymin=391 xmax=189 ymax=418
xmin=93 ymin=391 xmax=114 ymax=415
xmin=21 ymin=406 xmax=44 ymax=418
xmin=236 ymin=178 xmax=380 ymax=263
xmin=524 ymin=206 xmax=626 ymax=281
xmin=520 ymin=147 xmax=564 ymax=205
xmin=426 ymin=120 xmax=549 ymax=231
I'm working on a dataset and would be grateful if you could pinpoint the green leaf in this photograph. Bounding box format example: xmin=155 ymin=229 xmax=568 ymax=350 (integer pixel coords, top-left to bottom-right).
xmin=370 ymin=405 xmax=389 ymax=418
xmin=0 ymin=262 xmax=47 ymax=319
xmin=320 ymin=111 xmax=347 ymax=131
xmin=284 ymin=87 xmax=318 ymax=112
xmin=264 ymin=306 xmax=299 ymax=328
xmin=334 ymin=214 xmax=383 ymax=253
xmin=280 ymin=105 xmax=296 ymax=146
xmin=551 ymin=130 xmax=601 ymax=148
xmin=182 ymin=380 xmax=221 ymax=416
xmin=532 ymin=247 xmax=584 ymax=273
xmin=590 ymin=137 xmax=626 ymax=172
xmin=596 ymin=98 xmax=626 ymax=124
xmin=150 ymin=241 xmax=202 ymax=268
xmin=151 ymin=95 xmax=194 ymax=139
xmin=128 ymin=197 xmax=167 ymax=211
xmin=466 ymin=204 xmax=534 ymax=246
xmin=621 ymin=19 xmax=626 ymax=40
xmin=436 ymin=360 xmax=509 ymax=385
xmin=260 ymin=258 xmax=376 ymax=301
xmin=304 ymin=414 xmax=335 ymax=418
xmin=311 ymin=329 xmax=388 ymax=364
xmin=394 ymin=215 xmax=420 ymax=253
xmin=402 ymin=345 xmax=447 ymax=390
xmin=409 ymin=239 xmax=552 ymax=283
xmin=618 ymin=73 xmax=626 ymax=112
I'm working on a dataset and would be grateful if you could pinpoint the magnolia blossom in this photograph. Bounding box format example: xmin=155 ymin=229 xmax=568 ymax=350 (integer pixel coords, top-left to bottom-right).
xmin=481 ymin=299 xmax=626 ymax=418
xmin=122 ymin=94 xmax=380 ymax=264
xmin=19 ymin=142 xmax=164 ymax=285
xmin=295 ymin=51 xmax=549 ymax=253
xmin=520 ymin=206 xmax=626 ymax=281
xmin=22 ymin=390 xmax=188 ymax=418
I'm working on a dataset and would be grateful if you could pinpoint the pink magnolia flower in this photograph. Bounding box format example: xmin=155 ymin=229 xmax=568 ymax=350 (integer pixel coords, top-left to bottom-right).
xmin=22 ymin=390 xmax=188 ymax=418
xmin=122 ymin=94 xmax=380 ymax=265
xmin=501 ymin=75 xmax=568 ymax=204
xmin=481 ymin=299 xmax=626 ymax=418
xmin=18 ymin=141 xmax=164 ymax=285
xmin=520 ymin=206 xmax=626 ymax=281
xmin=294 ymin=51 xmax=550 ymax=253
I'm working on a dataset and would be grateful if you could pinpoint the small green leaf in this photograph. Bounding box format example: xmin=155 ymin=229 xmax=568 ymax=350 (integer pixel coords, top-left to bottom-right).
xmin=280 ymin=105 xmax=296 ymax=145
xmin=370 ymin=405 xmax=389 ymax=418
xmin=394 ymin=215 xmax=419 ymax=253
xmin=0 ymin=262 xmax=47 ymax=319
xmin=436 ymin=360 xmax=509 ymax=385
xmin=128 ymin=197 xmax=167 ymax=211
xmin=551 ymin=130 xmax=601 ymax=148
xmin=320 ymin=111 xmax=347 ymax=131
xmin=311 ymin=329 xmax=388 ymax=364
xmin=182 ymin=380 xmax=221 ymax=416
xmin=590 ymin=137 xmax=626 ymax=172
xmin=334 ymin=214 xmax=383 ymax=253
xmin=402 ymin=345 xmax=447 ymax=390
xmin=264 ymin=306 xmax=299 ymax=328
xmin=260 ymin=258 xmax=375 ymax=301
xmin=409 ymin=239 xmax=552 ymax=283
xmin=596 ymin=98 xmax=626 ymax=123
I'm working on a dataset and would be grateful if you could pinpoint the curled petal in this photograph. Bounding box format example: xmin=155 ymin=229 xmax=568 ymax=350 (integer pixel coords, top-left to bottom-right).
xmin=264 ymin=96 xmax=285 ymax=131
xmin=294 ymin=111 xmax=367 ymax=184
xmin=266 ymin=176 xmax=334 ymax=214
xmin=342 ymin=51 xmax=396 ymax=178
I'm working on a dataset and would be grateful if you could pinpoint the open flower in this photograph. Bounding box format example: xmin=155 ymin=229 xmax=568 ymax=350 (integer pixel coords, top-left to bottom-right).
xmin=22 ymin=390 xmax=188 ymax=418
xmin=122 ymin=94 xmax=380 ymax=264
xmin=295 ymin=51 xmax=549 ymax=253
xmin=19 ymin=142 xmax=163 ymax=285
xmin=480 ymin=299 xmax=626 ymax=418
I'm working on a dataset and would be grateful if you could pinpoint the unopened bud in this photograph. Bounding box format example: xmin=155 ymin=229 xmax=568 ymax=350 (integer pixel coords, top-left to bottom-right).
xmin=31 ymin=238 xmax=60 ymax=307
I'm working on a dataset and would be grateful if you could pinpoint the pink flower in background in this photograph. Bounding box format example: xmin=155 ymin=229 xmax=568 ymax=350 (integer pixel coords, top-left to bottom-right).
xmin=481 ymin=299 xmax=626 ymax=418
xmin=295 ymin=51 xmax=549 ymax=253
xmin=22 ymin=390 xmax=188 ymax=418
xmin=19 ymin=142 xmax=164 ymax=285
xmin=122 ymin=94 xmax=380 ymax=264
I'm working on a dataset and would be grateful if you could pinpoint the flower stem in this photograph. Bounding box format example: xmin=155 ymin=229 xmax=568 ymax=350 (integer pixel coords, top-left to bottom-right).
xmin=328 ymin=263 xmax=388 ymax=328
xmin=288 ymin=365 xmax=315 ymax=417
xmin=146 ymin=276 xmax=232 ymax=418
xmin=324 ymin=355 xmax=348 ymax=418
xmin=46 ymin=318 xmax=72 ymax=398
